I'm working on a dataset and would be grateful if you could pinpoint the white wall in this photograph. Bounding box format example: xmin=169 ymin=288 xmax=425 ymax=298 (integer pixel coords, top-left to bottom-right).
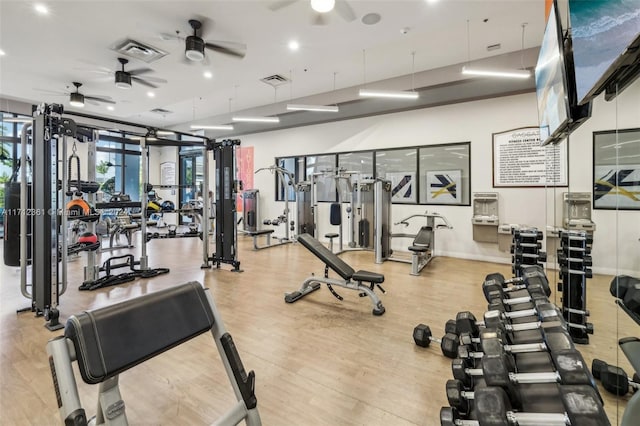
xmin=235 ymin=79 xmax=640 ymax=277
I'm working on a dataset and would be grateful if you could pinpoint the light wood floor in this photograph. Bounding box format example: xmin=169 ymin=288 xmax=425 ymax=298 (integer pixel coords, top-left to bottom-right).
xmin=0 ymin=234 xmax=637 ymax=425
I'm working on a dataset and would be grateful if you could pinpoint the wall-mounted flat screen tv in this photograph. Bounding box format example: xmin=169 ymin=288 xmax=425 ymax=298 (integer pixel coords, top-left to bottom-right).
xmin=535 ymin=1 xmax=570 ymax=146
xmin=569 ymin=0 xmax=640 ymax=105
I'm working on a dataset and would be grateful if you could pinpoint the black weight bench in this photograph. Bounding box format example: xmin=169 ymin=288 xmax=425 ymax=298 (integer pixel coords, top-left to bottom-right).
xmin=285 ymin=233 xmax=386 ymax=315
xmin=46 ymin=281 xmax=261 ymax=425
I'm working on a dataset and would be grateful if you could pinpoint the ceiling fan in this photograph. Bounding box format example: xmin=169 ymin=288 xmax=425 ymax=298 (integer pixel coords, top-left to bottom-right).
xmin=34 ymin=82 xmax=115 ymax=108
xmin=268 ymin=0 xmax=356 ymax=25
xmin=82 ymin=58 xmax=167 ymax=89
xmin=160 ymin=18 xmax=247 ymax=63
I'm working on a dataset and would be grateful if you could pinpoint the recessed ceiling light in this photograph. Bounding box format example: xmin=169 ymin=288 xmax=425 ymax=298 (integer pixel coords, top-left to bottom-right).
xmin=34 ymin=3 xmax=49 ymax=15
xmin=203 ymin=70 xmax=213 ymax=79
xmin=426 ymin=0 xmax=440 ymax=4
xmin=0 ymin=49 xmax=5 ymax=56
xmin=107 ymin=105 xmax=115 ymax=111
xmin=288 ymin=40 xmax=300 ymax=51
xmin=147 ymin=91 xmax=155 ymax=98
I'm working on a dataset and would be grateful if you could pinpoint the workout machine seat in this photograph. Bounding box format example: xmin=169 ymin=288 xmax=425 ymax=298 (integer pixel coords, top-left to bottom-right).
xmin=408 ymin=226 xmax=433 ymax=276
xmin=247 ymin=228 xmax=292 ymax=250
xmin=47 ymin=282 xmax=261 ymax=425
xmin=285 ymin=233 xmax=385 ymax=315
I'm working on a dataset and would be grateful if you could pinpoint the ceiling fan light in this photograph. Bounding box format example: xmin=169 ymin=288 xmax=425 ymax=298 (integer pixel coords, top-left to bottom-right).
xmin=115 ymin=71 xmax=132 ymax=89
xmin=69 ymin=92 xmax=85 ymax=108
xmin=311 ymin=0 xmax=335 ymax=13
xmin=185 ymin=36 xmax=205 ymax=61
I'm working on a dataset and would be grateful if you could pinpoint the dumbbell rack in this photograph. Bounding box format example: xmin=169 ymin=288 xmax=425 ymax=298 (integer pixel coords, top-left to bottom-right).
xmin=510 ymin=228 xmax=546 ymax=278
xmin=557 ymin=230 xmax=593 ymax=344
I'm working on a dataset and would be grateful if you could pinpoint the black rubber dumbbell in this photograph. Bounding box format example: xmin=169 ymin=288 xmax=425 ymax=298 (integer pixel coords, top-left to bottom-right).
xmin=412 ymin=321 xmax=458 ymax=358
xmin=440 ymin=384 xmax=608 ymax=426
xmin=592 ymin=358 xmax=640 ymax=396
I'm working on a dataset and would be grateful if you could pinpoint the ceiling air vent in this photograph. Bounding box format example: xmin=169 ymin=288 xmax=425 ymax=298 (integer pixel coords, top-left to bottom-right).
xmin=150 ymin=108 xmax=173 ymax=115
xmin=111 ymin=39 xmax=169 ymax=63
xmin=260 ymin=74 xmax=290 ymax=87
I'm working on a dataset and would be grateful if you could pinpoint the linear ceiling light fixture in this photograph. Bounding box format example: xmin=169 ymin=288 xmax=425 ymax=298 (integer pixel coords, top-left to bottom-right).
xmin=286 ymin=104 xmax=339 ymax=112
xmin=232 ymin=116 xmax=280 ymax=123
xmin=190 ymin=124 xmax=234 ymax=130
xmin=461 ymin=20 xmax=531 ymax=79
xmin=359 ymin=89 xmax=419 ymax=99
xmin=358 ymin=51 xmax=419 ymax=100
xmin=461 ymin=67 xmax=531 ymax=79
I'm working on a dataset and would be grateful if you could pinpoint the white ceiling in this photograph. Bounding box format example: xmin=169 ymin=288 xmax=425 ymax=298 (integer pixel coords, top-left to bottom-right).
xmin=0 ymin=0 xmax=546 ymax=131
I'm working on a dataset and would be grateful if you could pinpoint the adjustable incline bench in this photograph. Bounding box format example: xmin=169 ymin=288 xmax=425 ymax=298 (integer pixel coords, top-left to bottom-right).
xmin=285 ymin=233 xmax=386 ymax=316
xmin=46 ymin=281 xmax=261 ymax=426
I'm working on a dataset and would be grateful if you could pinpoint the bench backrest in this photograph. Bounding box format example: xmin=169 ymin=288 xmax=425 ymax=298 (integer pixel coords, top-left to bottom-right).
xmin=297 ymin=233 xmax=354 ymax=280
xmin=65 ymin=281 xmax=214 ymax=385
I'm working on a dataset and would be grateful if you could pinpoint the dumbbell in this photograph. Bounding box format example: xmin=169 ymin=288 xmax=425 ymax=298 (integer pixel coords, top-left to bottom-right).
xmin=558 ymin=253 xmax=592 ymax=266
xmin=455 ymin=309 xmax=564 ymax=342
xmin=513 ymin=229 xmax=543 ymax=240
xmin=412 ymin=321 xmax=459 ymax=358
xmin=440 ymin=384 xmax=608 ymax=426
xmin=483 ymin=280 xmax=551 ymax=306
xmin=592 ymin=359 xmax=640 ymax=396
xmin=452 ymin=350 xmax=595 ymax=395
xmin=458 ymin=325 xmax=573 ymax=360
xmin=559 ymin=266 xmax=593 ymax=278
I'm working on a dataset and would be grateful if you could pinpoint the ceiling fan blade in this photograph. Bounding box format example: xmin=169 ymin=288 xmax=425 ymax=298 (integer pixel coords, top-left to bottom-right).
xmin=138 ymin=75 xmax=167 ymax=84
xmin=128 ymin=67 xmax=154 ymax=76
xmin=84 ymin=99 xmax=102 ymax=106
xmin=131 ymin=76 xmax=159 ymax=88
xmin=204 ymin=41 xmax=246 ymax=59
xmin=268 ymin=0 xmax=299 ymax=11
xmin=335 ymin=0 xmax=356 ymax=22
xmin=85 ymin=95 xmax=116 ymax=104
xmin=33 ymin=88 xmax=68 ymax=96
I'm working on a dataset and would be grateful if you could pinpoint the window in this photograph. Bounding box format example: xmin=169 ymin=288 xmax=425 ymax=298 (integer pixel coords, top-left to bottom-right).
xmin=306 ymin=154 xmax=337 ymax=202
xmin=96 ymin=137 xmax=142 ymax=201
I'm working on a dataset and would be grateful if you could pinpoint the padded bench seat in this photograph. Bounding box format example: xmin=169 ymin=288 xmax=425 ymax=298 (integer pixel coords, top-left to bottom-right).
xmin=65 ymin=282 xmax=214 ymax=385
xmin=408 ymin=245 xmax=429 ymax=253
xmin=353 ymin=270 xmax=384 ymax=284
xmin=248 ymin=229 xmax=274 ymax=236
xmin=289 ymin=233 xmax=386 ymax=315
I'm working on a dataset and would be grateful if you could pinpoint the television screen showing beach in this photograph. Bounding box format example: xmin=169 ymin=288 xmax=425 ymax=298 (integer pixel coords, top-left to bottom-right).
xmin=570 ymin=0 xmax=640 ymax=104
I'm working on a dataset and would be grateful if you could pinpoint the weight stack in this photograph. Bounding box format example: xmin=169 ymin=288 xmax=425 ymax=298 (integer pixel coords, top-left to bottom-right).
xmin=510 ymin=227 xmax=546 ymax=277
xmin=3 ymin=182 xmax=32 ymax=266
xmin=557 ymin=230 xmax=593 ymax=344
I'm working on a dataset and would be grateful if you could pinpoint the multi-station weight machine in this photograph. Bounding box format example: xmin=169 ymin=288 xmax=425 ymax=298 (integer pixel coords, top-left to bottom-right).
xmin=241 ymin=165 xmax=295 ymax=250
xmin=388 ymin=211 xmax=453 ymax=275
xmin=302 ymin=169 xmax=392 ymax=254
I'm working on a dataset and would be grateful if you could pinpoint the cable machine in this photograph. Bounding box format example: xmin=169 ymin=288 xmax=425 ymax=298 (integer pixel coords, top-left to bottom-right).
xmin=20 ymin=104 xmax=78 ymax=330
xmin=202 ymin=139 xmax=242 ymax=272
